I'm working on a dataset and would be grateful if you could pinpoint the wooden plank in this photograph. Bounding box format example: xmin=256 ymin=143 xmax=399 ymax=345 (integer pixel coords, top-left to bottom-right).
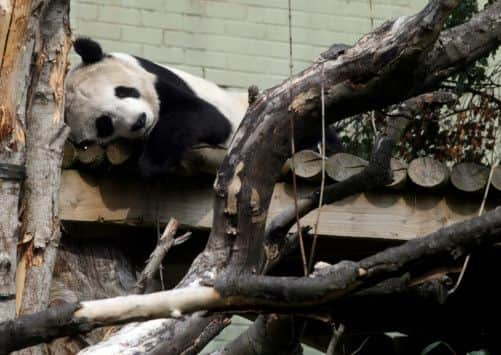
xmin=59 ymin=170 xmax=497 ymax=241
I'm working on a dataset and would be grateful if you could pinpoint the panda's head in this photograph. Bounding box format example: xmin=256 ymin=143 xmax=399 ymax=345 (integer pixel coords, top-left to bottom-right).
xmin=65 ymin=38 xmax=160 ymax=148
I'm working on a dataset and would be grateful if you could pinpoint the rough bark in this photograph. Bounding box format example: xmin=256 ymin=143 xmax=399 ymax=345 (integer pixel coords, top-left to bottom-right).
xmin=413 ymin=0 xmax=501 ymax=94
xmin=48 ymin=238 xmax=138 ymax=354
xmin=0 ymin=0 xmax=41 ymax=321
xmin=14 ymin=1 xmax=71 ymax=354
xmin=221 ymin=90 xmax=458 ymax=355
xmin=263 ymin=90 xmax=457 ymax=266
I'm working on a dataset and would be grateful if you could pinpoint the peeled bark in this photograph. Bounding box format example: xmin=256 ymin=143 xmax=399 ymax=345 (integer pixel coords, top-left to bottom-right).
xmin=17 ymin=0 xmax=71 ymax=310
xmin=14 ymin=1 xmax=71 ymax=354
xmin=0 ymin=0 xmax=45 ymax=321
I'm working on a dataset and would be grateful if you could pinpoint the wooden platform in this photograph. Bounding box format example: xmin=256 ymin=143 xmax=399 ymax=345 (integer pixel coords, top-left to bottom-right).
xmin=59 ymin=170 xmax=497 ymax=241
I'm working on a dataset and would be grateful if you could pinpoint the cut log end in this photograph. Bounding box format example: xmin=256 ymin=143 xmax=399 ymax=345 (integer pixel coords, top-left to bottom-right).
xmin=326 ymin=153 xmax=368 ymax=182
xmin=386 ymin=158 xmax=408 ymax=189
xmin=62 ymin=142 xmax=77 ymax=169
xmin=408 ymin=157 xmax=449 ymax=189
xmin=76 ymin=144 xmax=105 ymax=166
xmin=291 ymin=150 xmax=323 ymax=180
xmin=179 ymin=146 xmax=227 ymax=175
xmin=491 ymin=166 xmax=501 ymax=193
xmin=450 ymin=162 xmax=489 ymax=193
xmin=106 ymin=141 xmax=134 ymax=165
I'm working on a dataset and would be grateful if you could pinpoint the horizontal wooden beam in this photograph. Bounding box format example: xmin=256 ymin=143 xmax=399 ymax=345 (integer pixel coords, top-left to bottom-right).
xmin=59 ymin=170 xmax=495 ymax=241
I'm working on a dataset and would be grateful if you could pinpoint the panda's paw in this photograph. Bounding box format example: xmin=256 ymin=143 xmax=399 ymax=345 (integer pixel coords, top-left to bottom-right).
xmin=138 ymin=154 xmax=177 ymax=180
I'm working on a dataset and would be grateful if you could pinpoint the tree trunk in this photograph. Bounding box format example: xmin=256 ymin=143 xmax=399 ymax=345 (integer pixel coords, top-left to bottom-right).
xmin=16 ymin=0 xmax=70 ymax=317
xmin=0 ymin=0 xmax=71 ymax=353
xmin=0 ymin=0 xmax=42 ymax=321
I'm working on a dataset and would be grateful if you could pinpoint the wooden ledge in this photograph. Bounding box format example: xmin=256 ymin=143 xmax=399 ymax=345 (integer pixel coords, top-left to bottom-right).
xmin=60 ymin=170 xmax=496 ymax=241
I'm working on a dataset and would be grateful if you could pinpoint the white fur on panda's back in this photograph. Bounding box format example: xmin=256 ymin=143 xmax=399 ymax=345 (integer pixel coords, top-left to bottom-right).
xmin=110 ymin=53 xmax=247 ymax=135
xmin=163 ymin=65 xmax=247 ymax=131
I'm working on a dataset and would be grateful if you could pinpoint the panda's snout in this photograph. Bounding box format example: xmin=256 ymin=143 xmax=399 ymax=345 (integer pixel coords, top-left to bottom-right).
xmin=131 ymin=113 xmax=146 ymax=131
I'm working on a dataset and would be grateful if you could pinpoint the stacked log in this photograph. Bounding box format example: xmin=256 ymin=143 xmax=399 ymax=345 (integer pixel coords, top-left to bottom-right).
xmin=450 ymin=162 xmax=489 ymax=193
xmin=62 ymin=141 xmax=497 ymax=197
xmin=386 ymin=158 xmax=407 ymax=189
xmin=62 ymin=142 xmax=77 ymax=169
xmin=106 ymin=141 xmax=134 ymax=166
xmin=290 ymin=150 xmax=323 ymax=182
xmin=62 ymin=141 xmax=227 ymax=176
xmin=76 ymin=144 xmax=106 ymax=167
xmin=407 ymin=157 xmax=449 ymax=189
xmin=491 ymin=166 xmax=501 ymax=193
xmin=326 ymin=153 xmax=368 ymax=182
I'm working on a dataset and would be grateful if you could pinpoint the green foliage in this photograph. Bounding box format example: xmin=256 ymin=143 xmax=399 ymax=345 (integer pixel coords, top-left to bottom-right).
xmin=445 ymin=0 xmax=497 ymax=95
xmin=444 ymin=0 xmax=477 ymax=28
xmin=339 ymin=0 xmax=500 ymax=164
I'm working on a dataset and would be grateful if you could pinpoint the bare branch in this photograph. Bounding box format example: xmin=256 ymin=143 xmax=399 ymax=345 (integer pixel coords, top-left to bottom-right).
xmin=1 ymin=205 xmax=501 ymax=352
xmin=326 ymin=324 xmax=345 ymax=355
xmin=413 ymin=0 xmax=501 ymax=93
xmin=134 ymin=218 xmax=185 ymax=294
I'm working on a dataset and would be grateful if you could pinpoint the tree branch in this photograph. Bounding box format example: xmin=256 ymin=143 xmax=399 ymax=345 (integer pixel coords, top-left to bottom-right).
xmin=133 ymin=218 xmax=192 ymax=294
xmin=1 ymin=205 xmax=501 ymax=352
xmin=77 ymin=1 xmax=501 ymax=352
xmin=413 ymin=0 xmax=501 ymax=94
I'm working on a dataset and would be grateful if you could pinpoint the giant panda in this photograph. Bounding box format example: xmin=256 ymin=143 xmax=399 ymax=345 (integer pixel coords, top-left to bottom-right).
xmin=64 ymin=37 xmax=247 ymax=178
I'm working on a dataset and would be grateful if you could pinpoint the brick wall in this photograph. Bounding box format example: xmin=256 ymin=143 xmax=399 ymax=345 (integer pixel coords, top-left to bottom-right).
xmin=70 ymin=0 xmax=427 ymax=90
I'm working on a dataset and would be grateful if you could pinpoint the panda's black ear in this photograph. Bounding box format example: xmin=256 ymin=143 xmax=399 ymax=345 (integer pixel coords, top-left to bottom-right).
xmin=73 ymin=37 xmax=104 ymax=64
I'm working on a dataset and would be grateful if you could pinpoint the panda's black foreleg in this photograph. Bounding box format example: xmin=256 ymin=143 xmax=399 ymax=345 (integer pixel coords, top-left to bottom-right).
xmin=137 ymin=107 xmax=230 ymax=179
xmin=138 ymin=128 xmax=196 ymax=179
xmin=137 ymin=152 xmax=178 ymax=179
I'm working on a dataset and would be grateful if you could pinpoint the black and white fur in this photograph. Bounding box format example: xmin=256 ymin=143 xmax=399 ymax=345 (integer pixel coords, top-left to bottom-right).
xmin=64 ymin=38 xmax=246 ymax=177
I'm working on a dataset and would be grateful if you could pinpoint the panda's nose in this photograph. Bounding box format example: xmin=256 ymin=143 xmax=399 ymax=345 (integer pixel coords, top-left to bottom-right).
xmin=131 ymin=113 xmax=146 ymax=131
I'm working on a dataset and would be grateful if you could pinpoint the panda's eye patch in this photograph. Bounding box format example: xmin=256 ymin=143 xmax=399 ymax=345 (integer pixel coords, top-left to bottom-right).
xmin=115 ymin=86 xmax=140 ymax=99
xmin=95 ymin=115 xmax=114 ymax=137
